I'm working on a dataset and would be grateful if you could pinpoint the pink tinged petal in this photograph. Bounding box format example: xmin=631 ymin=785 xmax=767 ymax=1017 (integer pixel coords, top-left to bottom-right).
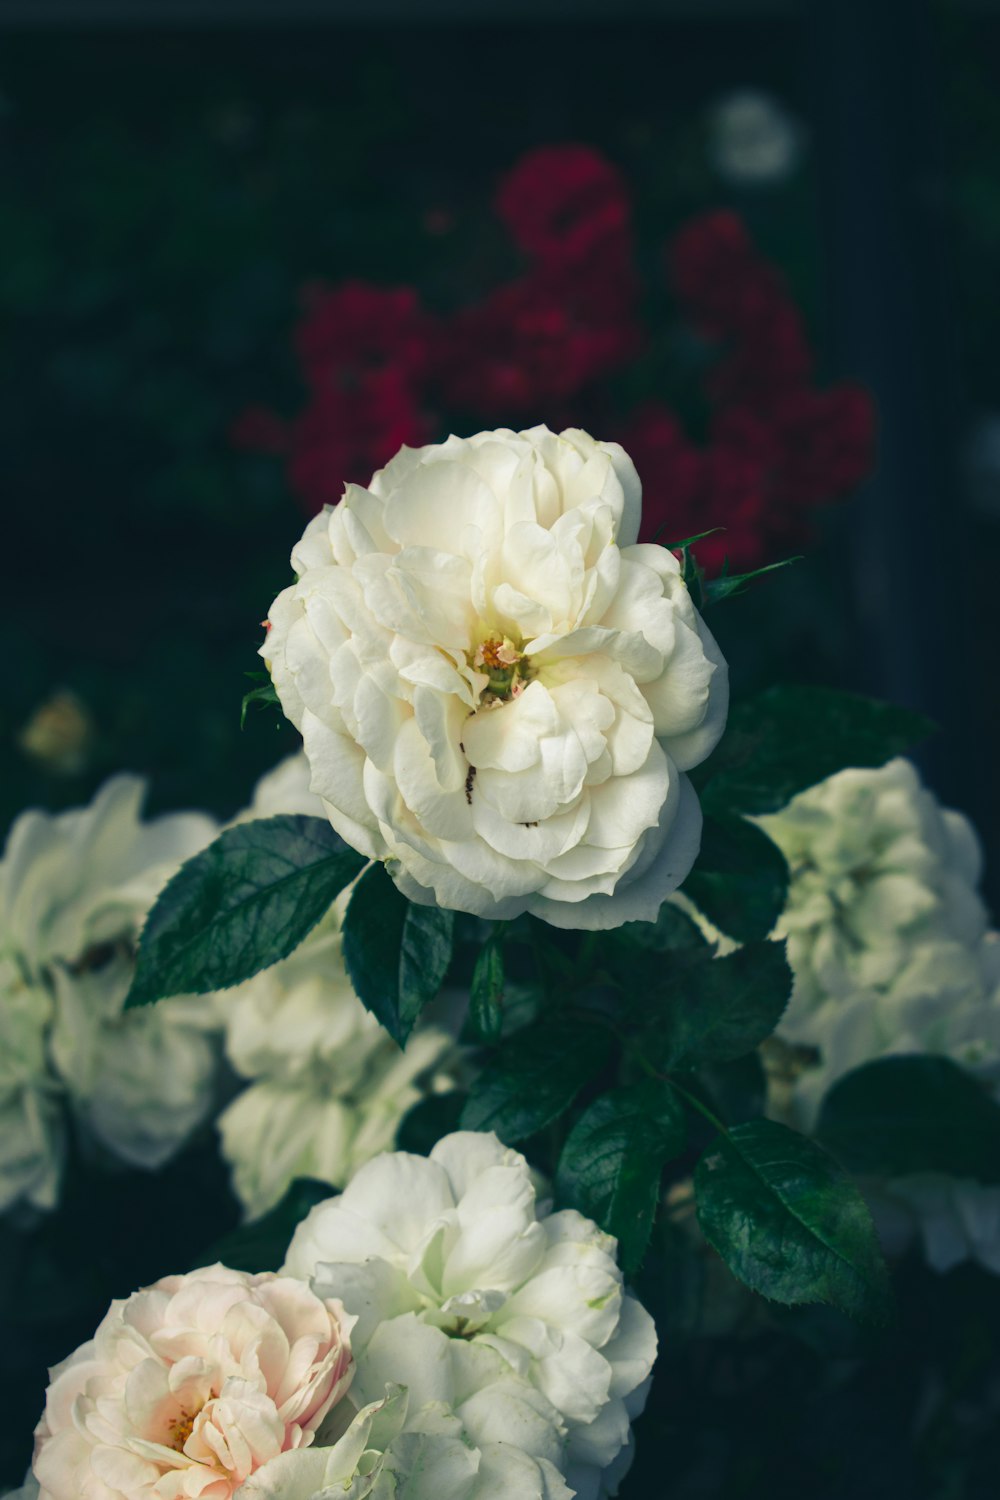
xmin=88 ymin=1444 xmax=164 ymax=1495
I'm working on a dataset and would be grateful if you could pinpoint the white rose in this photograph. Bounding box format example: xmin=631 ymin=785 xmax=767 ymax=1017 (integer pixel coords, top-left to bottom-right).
xmin=262 ymin=426 xmax=728 ymax=929
xmin=236 ymin=1384 xmax=572 ymax=1500
xmin=756 ymin=758 xmax=988 ymax=1020
xmin=0 ymin=776 xmax=222 ymax=1187
xmin=284 ymin=1131 xmax=657 ymax=1497
xmin=29 ymin=1264 xmax=355 ymax=1500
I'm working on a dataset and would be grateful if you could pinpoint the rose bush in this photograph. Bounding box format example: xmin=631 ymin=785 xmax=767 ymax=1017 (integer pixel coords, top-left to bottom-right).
xmin=262 ymin=425 xmax=728 ymax=928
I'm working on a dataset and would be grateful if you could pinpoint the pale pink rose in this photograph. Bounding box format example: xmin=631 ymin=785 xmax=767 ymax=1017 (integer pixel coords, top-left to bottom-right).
xmin=32 ymin=1263 xmax=355 ymax=1500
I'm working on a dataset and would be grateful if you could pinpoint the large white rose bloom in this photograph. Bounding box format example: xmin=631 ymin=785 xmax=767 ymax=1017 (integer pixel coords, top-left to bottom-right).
xmin=235 ymin=1383 xmax=572 ymax=1500
xmin=29 ymin=1264 xmax=355 ymax=1500
xmin=284 ymin=1131 xmax=657 ymax=1499
xmin=262 ymin=426 xmax=728 ymax=929
xmin=757 ymin=760 xmax=1000 ymax=1277
xmin=0 ymin=776 xmax=222 ymax=1209
xmin=219 ymin=755 xmax=455 ymax=1219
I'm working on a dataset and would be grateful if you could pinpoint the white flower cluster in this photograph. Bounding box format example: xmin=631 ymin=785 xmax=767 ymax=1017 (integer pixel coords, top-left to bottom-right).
xmin=0 ymin=777 xmax=222 ymax=1215
xmin=755 ymin=758 xmax=1000 ymax=1274
xmin=262 ymin=426 xmax=728 ymax=930
xmin=23 ymin=1133 xmax=655 ymax=1500
xmin=218 ymin=754 xmax=456 ymax=1220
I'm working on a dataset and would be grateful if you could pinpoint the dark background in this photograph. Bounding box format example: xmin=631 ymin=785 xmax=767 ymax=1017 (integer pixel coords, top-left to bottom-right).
xmin=2 ymin=1 xmax=1000 ymax=1494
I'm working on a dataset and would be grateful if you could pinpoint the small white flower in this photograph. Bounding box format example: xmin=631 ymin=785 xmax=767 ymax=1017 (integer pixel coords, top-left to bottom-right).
xmin=29 ymin=1264 xmax=355 ymax=1500
xmin=707 ymin=88 xmax=804 ymax=185
xmin=262 ymin=426 xmax=728 ymax=929
xmin=284 ymin=1131 xmax=657 ymax=1497
xmin=757 ymin=758 xmax=988 ymax=1023
xmin=0 ymin=776 xmax=222 ymax=1206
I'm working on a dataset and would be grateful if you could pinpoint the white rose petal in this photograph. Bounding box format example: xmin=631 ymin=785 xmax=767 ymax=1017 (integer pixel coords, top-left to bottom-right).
xmin=263 ymin=427 xmax=728 ymax=929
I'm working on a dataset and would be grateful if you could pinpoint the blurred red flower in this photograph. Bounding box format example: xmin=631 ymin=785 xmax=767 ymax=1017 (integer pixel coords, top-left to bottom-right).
xmin=232 ymin=154 xmax=874 ymax=569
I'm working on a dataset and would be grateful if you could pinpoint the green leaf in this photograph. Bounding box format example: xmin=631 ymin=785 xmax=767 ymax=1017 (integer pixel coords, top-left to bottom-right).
xmin=126 ymin=816 xmax=365 ymax=1007
xmin=694 ymin=1118 xmax=892 ymax=1325
xmin=646 ymin=941 xmax=792 ymax=1072
xmin=702 ymin=555 xmax=801 ymax=606
xmin=461 ymin=1018 xmax=609 ymax=1144
xmin=240 ymin=681 xmax=280 ymax=729
xmin=816 ymin=1055 xmax=1000 ymax=1184
xmin=613 ymin=900 xmax=709 ymax=954
xmin=342 ymin=863 xmax=455 ymax=1047
xmin=195 ymin=1178 xmax=331 ymax=1274
xmin=694 ymin=684 xmax=936 ymax=817
xmin=556 ymin=1080 xmax=687 ymax=1272
xmin=469 ymin=927 xmax=506 ymax=1043
xmin=683 ymin=813 xmax=789 ymax=943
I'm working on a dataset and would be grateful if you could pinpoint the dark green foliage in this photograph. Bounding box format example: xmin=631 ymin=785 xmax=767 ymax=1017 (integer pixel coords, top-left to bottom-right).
xmin=126 ymin=816 xmax=365 ymax=1007
xmin=817 ymin=1055 xmax=1000 ymax=1184
xmin=461 ymin=1018 xmax=610 ymax=1143
xmin=694 ymin=1119 xmax=893 ymax=1325
xmin=694 ymin=685 xmax=935 ymax=817
xmin=342 ymin=862 xmax=455 ymax=1046
xmin=468 ymin=926 xmax=506 ymax=1043
xmin=683 ymin=812 xmax=789 ymax=943
xmin=643 ymin=941 xmax=793 ymax=1073
xmin=556 ymin=1080 xmax=687 ymax=1270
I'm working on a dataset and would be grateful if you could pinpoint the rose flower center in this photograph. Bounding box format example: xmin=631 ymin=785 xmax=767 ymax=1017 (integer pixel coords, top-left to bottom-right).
xmin=166 ymin=1404 xmax=203 ymax=1453
xmin=470 ymin=635 xmax=531 ymax=704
